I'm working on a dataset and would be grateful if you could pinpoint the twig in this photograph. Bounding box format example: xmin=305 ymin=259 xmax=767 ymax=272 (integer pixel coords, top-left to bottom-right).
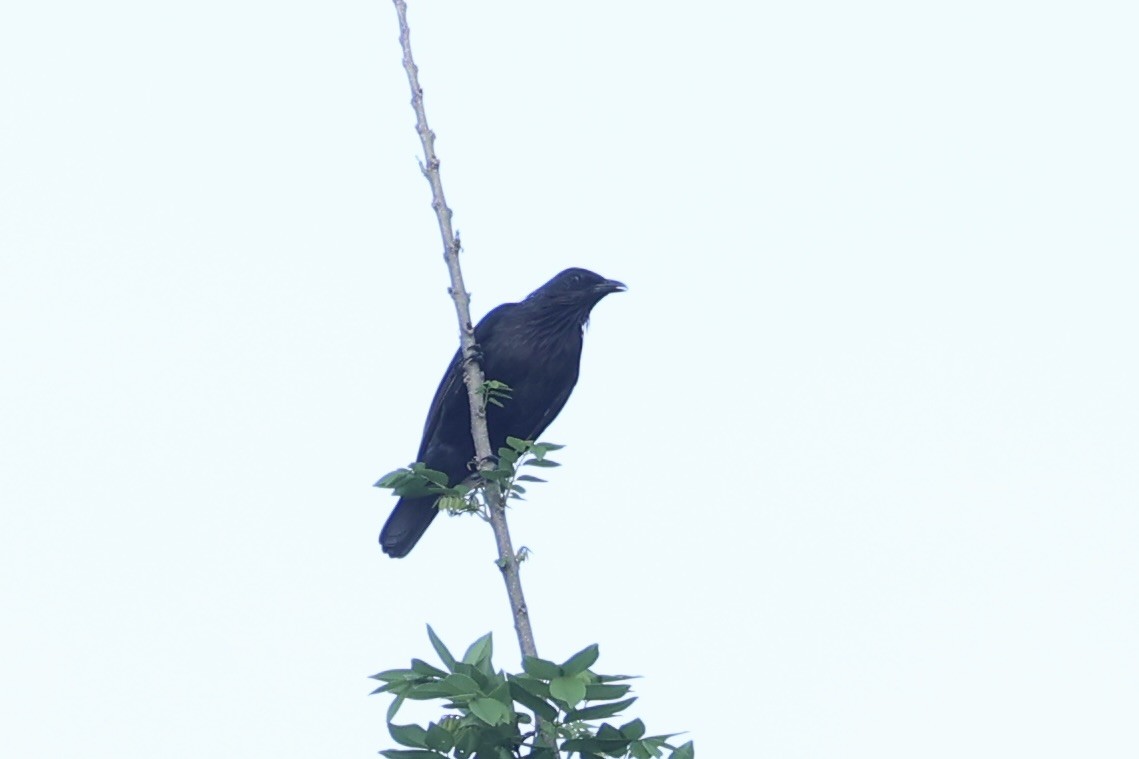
xmin=390 ymin=0 xmax=538 ymax=661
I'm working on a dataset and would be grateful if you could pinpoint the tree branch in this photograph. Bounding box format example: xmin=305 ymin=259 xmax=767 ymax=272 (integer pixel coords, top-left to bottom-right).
xmin=390 ymin=0 xmax=538 ymax=661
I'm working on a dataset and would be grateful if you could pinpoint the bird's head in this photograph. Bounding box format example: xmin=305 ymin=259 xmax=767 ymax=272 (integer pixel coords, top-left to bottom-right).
xmin=523 ymin=267 xmax=626 ymax=330
xmin=528 ymin=267 xmax=626 ymax=302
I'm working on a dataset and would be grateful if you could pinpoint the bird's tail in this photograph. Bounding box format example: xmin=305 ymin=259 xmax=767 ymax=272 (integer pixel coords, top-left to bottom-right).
xmin=380 ymin=496 xmax=439 ymax=558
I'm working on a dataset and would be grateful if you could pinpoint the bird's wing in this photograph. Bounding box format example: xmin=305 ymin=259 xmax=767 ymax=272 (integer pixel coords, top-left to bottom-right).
xmin=415 ymin=304 xmax=514 ymax=461
xmin=522 ymin=378 xmax=577 ymax=442
xmin=416 ymin=349 xmax=461 ymax=460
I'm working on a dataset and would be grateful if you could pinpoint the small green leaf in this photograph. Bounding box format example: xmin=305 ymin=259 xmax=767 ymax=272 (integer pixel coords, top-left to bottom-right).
xmin=388 ymin=723 xmax=429 ymax=749
xmin=640 ymin=733 xmax=681 ymax=746
xmin=508 ymin=680 xmax=558 ymax=722
xmin=471 ymin=649 xmax=497 ymax=681
xmin=386 ymin=692 xmax=406 ymax=723
xmin=410 ymin=659 xmax=447 ymax=678
xmin=509 ymin=674 xmax=552 ymax=700
xmin=419 ymin=468 xmax=449 ymax=486
xmin=529 ymin=747 xmax=558 ymax=759
xmin=585 ymin=683 xmax=631 ymax=700
xmin=385 ymin=464 xmax=450 ymax=498
xmin=436 ymin=495 xmax=466 ymax=513
xmin=561 ymin=644 xmax=599 ymax=677
xmin=452 ymin=661 xmax=489 ymax=687
xmin=469 ymin=697 xmax=511 ymax=725
xmin=486 ymin=681 xmax=512 ymax=708
xmin=671 ymin=740 xmax=695 ymax=759
xmin=454 ymin=726 xmax=478 ymax=755
xmin=461 ymin=632 xmax=493 ymax=666
xmin=523 ymin=458 xmax=560 ymax=468
xmin=424 ymin=722 xmax=454 ymax=753
xmin=522 ymin=656 xmax=562 ymax=681
xmin=549 ymin=676 xmax=586 ymax=706
xmin=561 ymin=738 xmax=621 ymax=754
xmin=629 ymin=740 xmax=658 ymax=759
xmin=516 ymin=474 xmax=546 ymax=483
xmin=371 ymin=681 xmax=400 ymax=695
xmin=593 ymin=673 xmax=639 ymax=683
xmin=566 ymin=696 xmax=637 ymax=721
xmin=426 ymin=625 xmax=457 ymax=672
xmin=438 ymin=673 xmax=479 ymax=696
xmin=505 ymin=436 xmax=529 ymax=451
xmin=621 ymin=719 xmax=646 ymax=740
xmin=374 ymin=469 xmax=411 ymax=488
xmin=405 ymin=682 xmax=451 ymax=699
xmin=557 ymin=739 xmax=590 ymax=752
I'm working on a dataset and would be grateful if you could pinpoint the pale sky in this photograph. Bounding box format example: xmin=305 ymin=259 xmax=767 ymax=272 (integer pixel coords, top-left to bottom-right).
xmin=2 ymin=1 xmax=1137 ymax=757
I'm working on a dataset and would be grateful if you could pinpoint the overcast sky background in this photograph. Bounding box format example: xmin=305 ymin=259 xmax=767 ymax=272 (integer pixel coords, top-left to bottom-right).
xmin=2 ymin=1 xmax=1137 ymax=757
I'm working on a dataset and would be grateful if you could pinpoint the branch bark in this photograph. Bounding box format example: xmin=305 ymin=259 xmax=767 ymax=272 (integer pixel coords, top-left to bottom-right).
xmin=390 ymin=0 xmax=538 ymax=661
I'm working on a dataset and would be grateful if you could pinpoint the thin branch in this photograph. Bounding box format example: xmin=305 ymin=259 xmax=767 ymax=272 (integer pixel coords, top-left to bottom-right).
xmin=390 ymin=0 xmax=538 ymax=661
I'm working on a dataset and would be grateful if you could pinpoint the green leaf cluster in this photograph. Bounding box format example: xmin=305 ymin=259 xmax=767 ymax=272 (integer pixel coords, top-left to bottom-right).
xmin=374 ymin=462 xmax=472 ymax=504
xmin=477 ymin=380 xmax=514 ymax=409
xmin=372 ymin=628 xmax=693 ymax=759
xmin=488 ymin=437 xmax=565 ymax=502
xmin=375 ymin=436 xmax=565 ymax=519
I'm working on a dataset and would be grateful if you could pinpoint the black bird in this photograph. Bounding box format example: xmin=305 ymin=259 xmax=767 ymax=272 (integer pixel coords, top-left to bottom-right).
xmin=378 ymin=268 xmax=625 ymax=558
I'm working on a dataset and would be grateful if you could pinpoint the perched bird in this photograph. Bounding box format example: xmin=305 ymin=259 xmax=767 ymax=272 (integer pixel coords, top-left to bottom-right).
xmin=378 ymin=268 xmax=625 ymax=558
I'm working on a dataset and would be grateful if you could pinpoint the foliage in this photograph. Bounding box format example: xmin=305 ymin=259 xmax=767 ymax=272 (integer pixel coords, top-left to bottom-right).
xmin=374 ymin=404 xmax=694 ymax=755
xmin=372 ymin=628 xmax=693 ymax=759
xmin=374 ymin=437 xmax=566 ymax=518
xmin=477 ymin=379 xmax=514 ymax=410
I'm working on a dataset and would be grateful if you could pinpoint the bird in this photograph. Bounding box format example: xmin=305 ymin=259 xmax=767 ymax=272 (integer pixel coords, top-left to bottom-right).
xmin=378 ymin=268 xmax=625 ymax=558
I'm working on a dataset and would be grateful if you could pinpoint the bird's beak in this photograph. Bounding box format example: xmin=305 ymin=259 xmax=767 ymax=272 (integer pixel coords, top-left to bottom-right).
xmin=597 ymin=278 xmax=627 ymax=294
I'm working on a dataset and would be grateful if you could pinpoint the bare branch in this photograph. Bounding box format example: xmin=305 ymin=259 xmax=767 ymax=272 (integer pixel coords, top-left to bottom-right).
xmin=390 ymin=0 xmax=538 ymax=661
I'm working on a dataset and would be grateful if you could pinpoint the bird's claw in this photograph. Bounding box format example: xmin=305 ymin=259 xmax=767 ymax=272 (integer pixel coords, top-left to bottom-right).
xmin=464 ymin=342 xmax=485 ymax=364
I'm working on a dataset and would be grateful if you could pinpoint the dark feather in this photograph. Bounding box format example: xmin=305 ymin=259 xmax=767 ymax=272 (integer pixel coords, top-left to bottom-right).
xmin=378 ymin=268 xmax=625 ymax=558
